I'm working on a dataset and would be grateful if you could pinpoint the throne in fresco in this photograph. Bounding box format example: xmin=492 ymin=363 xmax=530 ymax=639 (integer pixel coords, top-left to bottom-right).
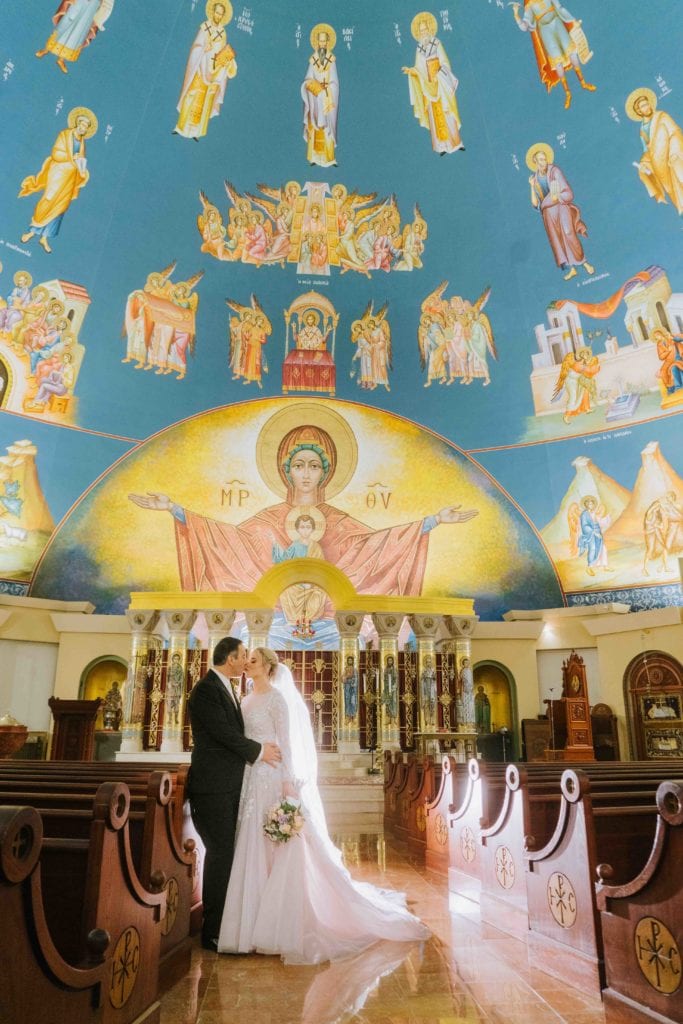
xmin=282 ymin=290 xmax=338 ymax=396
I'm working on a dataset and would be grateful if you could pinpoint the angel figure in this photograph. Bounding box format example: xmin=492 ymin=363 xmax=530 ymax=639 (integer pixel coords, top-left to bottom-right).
xmin=245 ymin=180 xmax=301 ymax=265
xmin=418 ymin=312 xmax=448 ymax=387
xmin=463 ymin=287 xmax=496 ymax=386
xmin=333 ymin=186 xmax=378 ymax=276
xmin=226 ymin=294 xmax=271 ymax=387
xmin=198 ymin=191 xmax=227 ymax=259
xmin=395 ymin=205 xmax=428 ymax=270
xmin=351 ymin=301 xmax=392 ymax=391
xmin=165 ymin=271 xmax=203 ymax=380
xmin=551 ymin=346 xmax=599 ymax=423
xmin=122 ymin=261 xmax=177 ymax=369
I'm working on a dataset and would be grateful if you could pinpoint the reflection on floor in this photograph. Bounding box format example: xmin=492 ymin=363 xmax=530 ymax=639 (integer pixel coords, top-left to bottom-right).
xmin=160 ymin=832 xmax=606 ymax=1024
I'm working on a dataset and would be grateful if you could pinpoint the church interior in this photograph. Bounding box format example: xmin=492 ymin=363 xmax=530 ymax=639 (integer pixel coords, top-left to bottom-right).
xmin=1 ymin=1 xmax=682 ymax=1022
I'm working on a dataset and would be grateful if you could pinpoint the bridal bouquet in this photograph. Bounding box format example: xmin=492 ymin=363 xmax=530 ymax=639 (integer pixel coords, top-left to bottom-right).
xmin=264 ymin=799 xmax=305 ymax=844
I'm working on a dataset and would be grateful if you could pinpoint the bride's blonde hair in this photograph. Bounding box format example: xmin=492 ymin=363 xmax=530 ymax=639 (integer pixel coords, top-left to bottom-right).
xmin=254 ymin=647 xmax=279 ymax=677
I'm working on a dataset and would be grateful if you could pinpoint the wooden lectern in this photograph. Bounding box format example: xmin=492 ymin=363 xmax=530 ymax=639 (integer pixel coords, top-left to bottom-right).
xmin=544 ymin=651 xmax=595 ymax=762
xmin=48 ymin=697 xmax=102 ymax=761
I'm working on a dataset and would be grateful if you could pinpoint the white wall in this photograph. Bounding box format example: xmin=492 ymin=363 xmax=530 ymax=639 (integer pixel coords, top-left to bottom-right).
xmin=0 ymin=638 xmax=58 ymax=731
xmin=536 ymin=647 xmax=601 ymax=713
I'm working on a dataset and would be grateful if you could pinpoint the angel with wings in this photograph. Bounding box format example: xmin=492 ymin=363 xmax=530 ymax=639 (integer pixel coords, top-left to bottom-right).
xmin=122 ymin=261 xmax=177 ymax=369
xmin=165 ymin=271 xmax=203 ymax=380
xmin=226 ymin=294 xmax=271 ymax=388
xmin=463 ymin=287 xmax=497 ymax=386
xmin=246 ymin=181 xmax=302 ymax=265
xmin=551 ymin=346 xmax=599 ymax=423
xmin=198 ymin=191 xmax=227 ymax=259
xmin=395 ymin=204 xmax=428 ymax=271
xmin=350 ymin=301 xmax=392 ymax=391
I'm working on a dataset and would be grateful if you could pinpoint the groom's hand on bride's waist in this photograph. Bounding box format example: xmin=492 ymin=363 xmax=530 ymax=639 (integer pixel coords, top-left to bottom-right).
xmin=261 ymin=742 xmax=282 ymax=767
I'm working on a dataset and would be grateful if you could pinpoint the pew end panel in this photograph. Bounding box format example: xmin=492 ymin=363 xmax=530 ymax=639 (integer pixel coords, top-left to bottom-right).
xmin=597 ymin=781 xmax=683 ymax=1024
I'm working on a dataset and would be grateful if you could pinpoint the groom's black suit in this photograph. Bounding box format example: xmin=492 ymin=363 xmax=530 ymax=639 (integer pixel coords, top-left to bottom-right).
xmin=187 ymin=668 xmax=261 ymax=944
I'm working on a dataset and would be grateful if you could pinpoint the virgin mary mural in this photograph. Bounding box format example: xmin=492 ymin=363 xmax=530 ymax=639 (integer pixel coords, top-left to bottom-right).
xmin=128 ymin=404 xmax=478 ymax=595
xmin=30 ymin=399 xmax=561 ymax=618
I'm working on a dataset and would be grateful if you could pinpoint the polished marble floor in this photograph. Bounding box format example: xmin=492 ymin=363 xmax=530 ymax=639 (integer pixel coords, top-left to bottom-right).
xmin=160 ymin=833 xmax=606 ymax=1024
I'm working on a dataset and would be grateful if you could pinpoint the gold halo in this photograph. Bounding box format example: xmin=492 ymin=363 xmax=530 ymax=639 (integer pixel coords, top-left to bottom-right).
xmin=302 ymin=309 xmax=321 ymax=326
xmin=310 ymin=23 xmax=336 ymax=50
xmin=285 ymin=180 xmax=301 ymax=197
xmin=285 ymin=505 xmax=326 ymax=543
xmin=206 ymin=0 xmax=232 ymax=26
xmin=67 ymin=106 xmax=98 ymax=138
xmin=525 ymin=142 xmax=554 ymax=170
xmin=411 ymin=12 xmax=437 ymax=41
xmin=13 ymin=270 xmax=32 ymax=287
xmin=256 ymin=403 xmax=358 ymax=501
xmin=625 ymin=87 xmax=657 ymax=121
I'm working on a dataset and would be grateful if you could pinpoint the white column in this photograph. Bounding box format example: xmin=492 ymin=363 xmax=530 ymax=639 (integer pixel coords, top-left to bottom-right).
xmin=335 ymin=612 xmax=364 ymax=754
xmin=160 ymin=610 xmax=196 ymax=754
xmin=120 ymin=610 xmax=159 ymax=754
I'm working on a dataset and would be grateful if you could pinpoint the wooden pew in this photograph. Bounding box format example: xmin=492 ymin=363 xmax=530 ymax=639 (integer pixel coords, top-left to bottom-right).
xmin=405 ymin=757 xmax=442 ymax=856
xmin=0 ymin=771 xmax=195 ymax=989
xmin=448 ymin=760 xmax=507 ymax=904
xmin=0 ymin=805 xmax=110 ymax=1024
xmin=478 ymin=763 xmax=683 ymax=942
xmin=424 ymin=756 xmax=467 ymax=874
xmin=525 ymin=768 xmax=665 ymax=996
xmin=597 ymin=780 xmax=683 ymax=1024
xmin=0 ymin=782 xmax=166 ymax=1024
xmin=383 ymin=752 xmax=410 ymax=838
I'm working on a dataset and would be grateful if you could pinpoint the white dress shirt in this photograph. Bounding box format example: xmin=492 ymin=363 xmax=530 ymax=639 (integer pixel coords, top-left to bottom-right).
xmin=213 ymin=666 xmax=263 ymax=761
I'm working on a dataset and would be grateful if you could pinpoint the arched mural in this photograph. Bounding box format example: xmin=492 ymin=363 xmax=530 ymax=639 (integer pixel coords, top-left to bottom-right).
xmin=0 ymin=0 xmax=680 ymax=616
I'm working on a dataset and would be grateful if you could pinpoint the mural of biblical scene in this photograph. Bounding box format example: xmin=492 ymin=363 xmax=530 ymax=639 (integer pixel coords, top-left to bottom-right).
xmin=35 ymin=0 xmax=115 ymax=74
xmin=541 ymin=440 xmax=683 ymax=591
xmin=419 ymin=283 xmax=496 ymax=388
xmin=282 ymin=292 xmax=338 ymax=397
xmin=0 ymin=272 xmax=88 ymax=423
xmin=403 ymin=11 xmax=464 ymax=155
xmin=301 ymin=23 xmax=339 ymax=168
xmin=526 ymin=267 xmax=683 ymax=441
xmin=122 ymin=265 xmax=203 ymax=381
xmin=197 ymin=181 xmax=427 ymax=275
xmin=226 ymin=294 xmax=271 ymax=389
xmin=626 ymin=88 xmax=683 ymax=217
xmin=19 ymin=107 xmax=97 ymax=254
xmin=174 ymin=1 xmax=236 ymax=141
xmin=0 ymin=440 xmax=54 ymax=583
xmin=525 ymin=143 xmax=594 ymax=280
xmin=31 ymin=400 xmax=562 ymax=619
xmin=510 ymin=1 xmax=595 ymax=109
xmin=350 ymin=302 xmax=392 ymax=392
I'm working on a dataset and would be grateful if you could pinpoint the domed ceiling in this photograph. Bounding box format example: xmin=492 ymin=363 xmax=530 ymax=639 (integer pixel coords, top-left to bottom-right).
xmin=1 ymin=0 xmax=681 ymax=621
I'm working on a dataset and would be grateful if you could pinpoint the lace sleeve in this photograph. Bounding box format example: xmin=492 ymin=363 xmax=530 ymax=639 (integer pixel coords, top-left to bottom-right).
xmin=272 ymin=690 xmax=297 ymax=787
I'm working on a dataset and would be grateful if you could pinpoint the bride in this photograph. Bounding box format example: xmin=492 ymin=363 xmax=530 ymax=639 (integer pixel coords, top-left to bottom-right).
xmin=218 ymin=647 xmax=430 ymax=963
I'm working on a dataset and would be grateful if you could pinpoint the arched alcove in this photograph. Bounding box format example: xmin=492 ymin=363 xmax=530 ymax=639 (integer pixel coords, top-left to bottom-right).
xmin=473 ymin=660 xmax=519 ymax=760
xmin=623 ymin=650 xmax=683 ymax=759
xmin=79 ymin=654 xmax=128 ymax=730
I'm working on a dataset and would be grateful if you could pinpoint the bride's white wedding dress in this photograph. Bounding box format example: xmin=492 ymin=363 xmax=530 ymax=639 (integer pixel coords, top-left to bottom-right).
xmin=217 ymin=670 xmax=430 ymax=964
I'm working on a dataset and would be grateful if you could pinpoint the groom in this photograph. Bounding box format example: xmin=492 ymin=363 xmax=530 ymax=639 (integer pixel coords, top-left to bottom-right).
xmin=187 ymin=636 xmax=281 ymax=951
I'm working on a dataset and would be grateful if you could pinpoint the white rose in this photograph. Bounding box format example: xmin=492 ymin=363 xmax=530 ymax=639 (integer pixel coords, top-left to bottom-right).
xmin=280 ymin=822 xmax=291 ymax=833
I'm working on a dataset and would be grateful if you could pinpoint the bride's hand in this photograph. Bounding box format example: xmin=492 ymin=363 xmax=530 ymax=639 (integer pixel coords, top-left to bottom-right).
xmin=283 ymin=781 xmax=299 ymax=800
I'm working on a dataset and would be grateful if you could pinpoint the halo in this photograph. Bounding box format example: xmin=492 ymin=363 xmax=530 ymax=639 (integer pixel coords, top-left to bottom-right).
xmin=206 ymin=0 xmax=233 ymax=25
xmin=302 ymin=308 xmax=321 ymax=326
xmin=310 ymin=23 xmax=336 ymax=50
xmin=67 ymin=106 xmax=98 ymax=138
xmin=285 ymin=504 xmax=327 ymax=543
xmin=625 ymin=87 xmax=657 ymax=121
xmin=411 ymin=11 xmax=437 ymax=41
xmin=525 ymin=142 xmax=554 ymax=170
xmin=256 ymin=403 xmax=358 ymax=501
xmin=13 ymin=270 xmax=32 ymax=287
